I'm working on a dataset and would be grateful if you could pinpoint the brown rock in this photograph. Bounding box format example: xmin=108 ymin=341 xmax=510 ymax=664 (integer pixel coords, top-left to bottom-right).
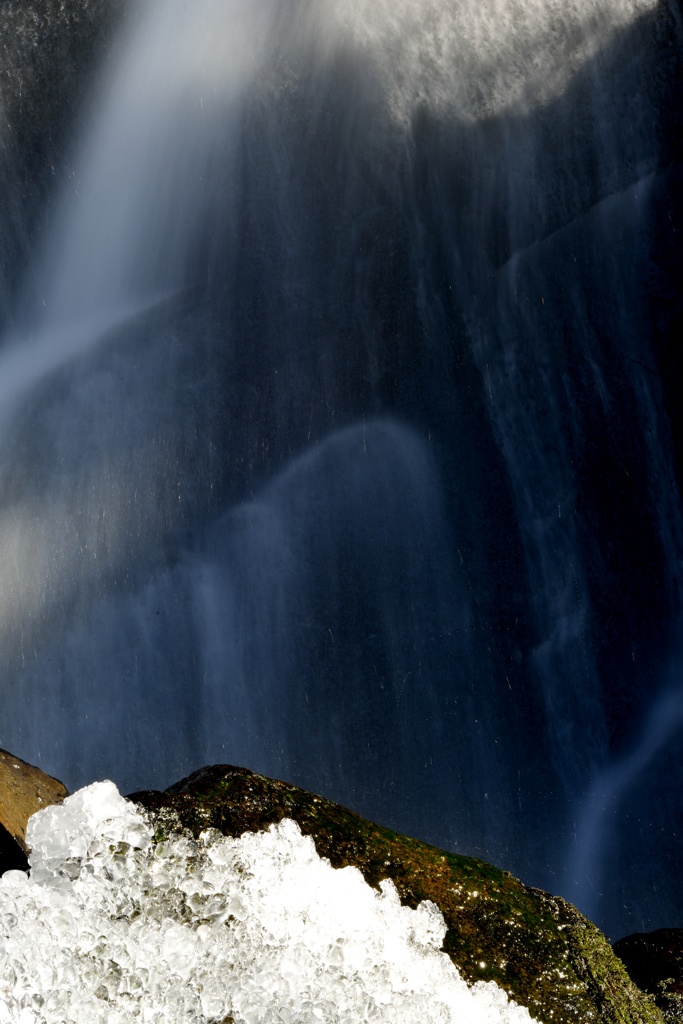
xmin=0 ymin=747 xmax=68 ymax=853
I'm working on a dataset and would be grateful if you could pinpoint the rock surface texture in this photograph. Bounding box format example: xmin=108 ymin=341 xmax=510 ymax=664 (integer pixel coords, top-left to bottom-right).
xmin=0 ymin=746 xmax=68 ymax=852
xmin=131 ymin=764 xmax=662 ymax=1024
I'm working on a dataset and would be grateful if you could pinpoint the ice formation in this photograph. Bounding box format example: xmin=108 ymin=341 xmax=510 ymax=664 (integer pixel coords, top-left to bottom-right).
xmin=0 ymin=782 xmax=537 ymax=1023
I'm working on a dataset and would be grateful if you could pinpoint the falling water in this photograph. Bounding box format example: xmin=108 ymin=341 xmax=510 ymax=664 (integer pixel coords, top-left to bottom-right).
xmin=0 ymin=0 xmax=681 ymax=937
xmin=565 ymin=679 xmax=683 ymax=924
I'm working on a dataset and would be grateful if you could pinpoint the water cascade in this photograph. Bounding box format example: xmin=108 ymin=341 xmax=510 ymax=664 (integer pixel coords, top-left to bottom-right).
xmin=0 ymin=0 xmax=681 ymax=938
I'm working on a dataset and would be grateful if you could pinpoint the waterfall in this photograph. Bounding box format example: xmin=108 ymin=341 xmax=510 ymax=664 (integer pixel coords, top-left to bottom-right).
xmin=0 ymin=0 xmax=681 ymax=938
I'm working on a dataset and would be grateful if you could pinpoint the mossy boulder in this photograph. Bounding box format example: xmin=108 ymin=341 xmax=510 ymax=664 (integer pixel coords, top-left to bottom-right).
xmin=131 ymin=764 xmax=661 ymax=1024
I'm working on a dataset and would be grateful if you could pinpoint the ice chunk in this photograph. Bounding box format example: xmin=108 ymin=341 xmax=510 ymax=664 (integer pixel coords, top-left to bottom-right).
xmin=25 ymin=780 xmax=150 ymax=885
xmin=0 ymin=781 xmax=538 ymax=1024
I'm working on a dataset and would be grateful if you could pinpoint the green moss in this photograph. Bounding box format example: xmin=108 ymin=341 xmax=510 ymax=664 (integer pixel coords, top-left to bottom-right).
xmin=568 ymin=922 xmax=661 ymax=1024
xmin=130 ymin=765 xmax=662 ymax=1024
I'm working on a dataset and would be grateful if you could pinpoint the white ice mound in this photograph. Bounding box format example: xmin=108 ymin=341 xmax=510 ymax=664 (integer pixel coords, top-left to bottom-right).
xmin=1 ymin=781 xmax=538 ymax=1024
xmin=26 ymin=779 xmax=150 ymax=883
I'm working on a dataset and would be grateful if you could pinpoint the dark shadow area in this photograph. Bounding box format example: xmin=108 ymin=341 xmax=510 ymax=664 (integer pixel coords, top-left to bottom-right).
xmin=0 ymin=822 xmax=29 ymax=875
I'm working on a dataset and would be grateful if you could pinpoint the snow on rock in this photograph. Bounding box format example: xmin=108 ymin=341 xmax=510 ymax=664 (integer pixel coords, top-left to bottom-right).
xmin=0 ymin=781 xmax=537 ymax=1024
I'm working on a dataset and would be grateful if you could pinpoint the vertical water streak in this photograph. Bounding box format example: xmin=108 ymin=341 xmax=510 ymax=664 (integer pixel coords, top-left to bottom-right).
xmin=4 ymin=0 xmax=276 ymax=399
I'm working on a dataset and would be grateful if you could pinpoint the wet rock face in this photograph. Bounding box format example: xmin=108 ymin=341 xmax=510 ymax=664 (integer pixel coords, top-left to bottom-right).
xmin=0 ymin=746 xmax=68 ymax=852
xmin=131 ymin=763 xmax=662 ymax=1024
